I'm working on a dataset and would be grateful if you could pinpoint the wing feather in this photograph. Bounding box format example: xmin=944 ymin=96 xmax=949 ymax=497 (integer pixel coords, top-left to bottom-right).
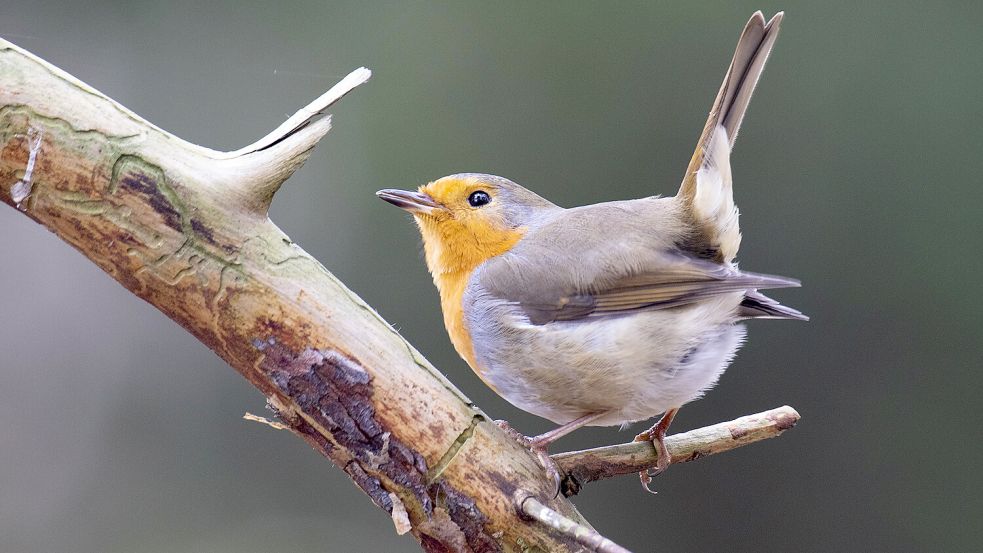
xmin=490 ymin=250 xmax=800 ymax=325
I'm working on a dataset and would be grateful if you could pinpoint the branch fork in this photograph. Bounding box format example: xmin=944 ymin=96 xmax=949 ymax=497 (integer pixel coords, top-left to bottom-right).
xmin=0 ymin=34 xmax=800 ymax=553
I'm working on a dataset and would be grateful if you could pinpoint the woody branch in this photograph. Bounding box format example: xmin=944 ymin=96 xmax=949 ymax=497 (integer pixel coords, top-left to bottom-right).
xmin=0 ymin=37 xmax=798 ymax=553
xmin=554 ymin=406 xmax=799 ymax=497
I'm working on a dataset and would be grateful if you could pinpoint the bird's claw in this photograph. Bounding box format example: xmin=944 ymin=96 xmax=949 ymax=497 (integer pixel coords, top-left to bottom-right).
xmin=633 ymin=427 xmax=672 ymax=495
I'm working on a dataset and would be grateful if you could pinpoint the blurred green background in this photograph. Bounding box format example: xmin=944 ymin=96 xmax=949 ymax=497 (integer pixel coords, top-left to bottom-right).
xmin=2 ymin=1 xmax=981 ymax=552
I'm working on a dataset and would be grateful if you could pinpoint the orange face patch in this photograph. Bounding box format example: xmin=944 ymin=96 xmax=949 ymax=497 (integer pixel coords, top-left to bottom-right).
xmin=414 ymin=176 xmax=525 ymax=276
xmin=410 ymin=176 xmax=525 ymax=384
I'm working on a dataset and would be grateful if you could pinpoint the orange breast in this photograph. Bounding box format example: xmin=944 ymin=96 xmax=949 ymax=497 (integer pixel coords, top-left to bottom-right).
xmin=435 ymin=268 xmax=500 ymax=390
xmin=416 ymin=207 xmax=525 ymax=393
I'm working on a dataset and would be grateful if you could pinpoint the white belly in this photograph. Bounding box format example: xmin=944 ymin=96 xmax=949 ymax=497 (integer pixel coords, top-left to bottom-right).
xmin=468 ymin=294 xmax=745 ymax=427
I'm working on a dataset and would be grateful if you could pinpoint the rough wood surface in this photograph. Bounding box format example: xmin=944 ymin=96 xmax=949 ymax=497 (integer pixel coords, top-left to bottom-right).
xmin=0 ymin=36 xmax=800 ymax=553
xmin=0 ymin=37 xmax=586 ymax=553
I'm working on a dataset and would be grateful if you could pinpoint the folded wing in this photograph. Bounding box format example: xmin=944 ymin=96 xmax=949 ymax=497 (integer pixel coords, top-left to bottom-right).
xmin=479 ymin=246 xmax=800 ymax=326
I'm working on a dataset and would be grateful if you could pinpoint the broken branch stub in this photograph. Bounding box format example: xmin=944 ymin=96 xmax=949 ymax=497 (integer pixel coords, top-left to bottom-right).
xmin=0 ymin=37 xmax=594 ymax=552
xmin=1 ymin=36 xmax=802 ymax=553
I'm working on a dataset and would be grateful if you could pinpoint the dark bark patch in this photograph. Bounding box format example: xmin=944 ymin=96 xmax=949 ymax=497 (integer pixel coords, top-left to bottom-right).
xmin=118 ymin=169 xmax=182 ymax=233
xmin=431 ymin=481 xmax=502 ymax=553
xmin=190 ymin=218 xmax=216 ymax=245
xmin=254 ymin=337 xmax=509 ymax=548
xmin=346 ymin=460 xmax=393 ymax=512
xmin=420 ymin=534 xmax=452 ymax=553
xmin=190 ymin=218 xmax=237 ymax=254
xmin=255 ymin=336 xmax=432 ymax=516
xmin=486 ymin=469 xmax=519 ymax=501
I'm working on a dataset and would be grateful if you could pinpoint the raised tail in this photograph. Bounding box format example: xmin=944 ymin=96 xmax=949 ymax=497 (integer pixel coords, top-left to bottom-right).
xmin=677 ymin=12 xmax=783 ymax=264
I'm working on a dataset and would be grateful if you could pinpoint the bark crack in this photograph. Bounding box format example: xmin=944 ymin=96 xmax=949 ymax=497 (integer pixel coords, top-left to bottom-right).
xmin=427 ymin=413 xmax=485 ymax=484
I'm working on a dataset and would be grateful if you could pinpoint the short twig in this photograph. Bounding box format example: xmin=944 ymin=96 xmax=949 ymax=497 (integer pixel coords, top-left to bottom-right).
xmin=515 ymin=491 xmax=633 ymax=553
xmin=554 ymin=405 xmax=800 ymax=496
xmin=243 ymin=411 xmax=289 ymax=430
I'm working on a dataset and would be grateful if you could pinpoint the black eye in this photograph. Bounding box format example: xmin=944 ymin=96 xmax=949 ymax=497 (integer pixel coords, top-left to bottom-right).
xmin=468 ymin=190 xmax=491 ymax=207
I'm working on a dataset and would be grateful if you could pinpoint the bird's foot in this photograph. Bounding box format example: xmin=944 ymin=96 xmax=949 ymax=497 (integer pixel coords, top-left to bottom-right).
xmin=633 ymin=429 xmax=672 ymax=494
xmin=495 ymin=420 xmax=562 ymax=492
xmin=632 ymin=408 xmax=679 ymax=494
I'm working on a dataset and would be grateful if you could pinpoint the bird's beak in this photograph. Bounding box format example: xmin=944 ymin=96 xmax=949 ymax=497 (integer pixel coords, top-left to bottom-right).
xmin=376 ymin=189 xmax=440 ymax=215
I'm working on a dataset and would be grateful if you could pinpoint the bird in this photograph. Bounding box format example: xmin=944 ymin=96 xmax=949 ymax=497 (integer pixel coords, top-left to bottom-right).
xmin=377 ymin=11 xmax=803 ymax=492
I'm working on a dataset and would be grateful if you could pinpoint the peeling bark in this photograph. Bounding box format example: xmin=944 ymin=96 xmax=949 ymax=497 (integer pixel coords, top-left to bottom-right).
xmin=1 ymin=36 xmax=799 ymax=553
xmin=0 ymin=37 xmax=588 ymax=552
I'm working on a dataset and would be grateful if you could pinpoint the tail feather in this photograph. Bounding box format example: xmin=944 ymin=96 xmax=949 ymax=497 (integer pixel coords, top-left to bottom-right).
xmin=693 ymin=125 xmax=740 ymax=263
xmin=718 ymin=12 xmax=783 ymax=147
xmin=677 ymin=12 xmax=784 ymax=264
xmin=739 ymin=290 xmax=809 ymax=321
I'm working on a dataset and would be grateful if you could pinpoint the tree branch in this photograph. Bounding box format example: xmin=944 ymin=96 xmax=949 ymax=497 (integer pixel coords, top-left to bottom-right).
xmin=554 ymin=406 xmax=800 ymax=497
xmin=0 ymin=36 xmax=588 ymax=552
xmin=0 ymin=36 xmax=800 ymax=552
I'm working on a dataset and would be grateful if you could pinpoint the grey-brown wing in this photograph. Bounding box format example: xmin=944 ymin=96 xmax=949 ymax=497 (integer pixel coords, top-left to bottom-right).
xmin=477 ymin=246 xmax=800 ymax=326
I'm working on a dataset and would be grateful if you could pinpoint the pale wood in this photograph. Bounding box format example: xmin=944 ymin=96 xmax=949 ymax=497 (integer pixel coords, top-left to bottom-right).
xmin=554 ymin=406 xmax=800 ymax=496
xmin=0 ymin=36 xmax=799 ymax=553
xmin=0 ymin=36 xmax=582 ymax=552
xmin=517 ymin=494 xmax=632 ymax=553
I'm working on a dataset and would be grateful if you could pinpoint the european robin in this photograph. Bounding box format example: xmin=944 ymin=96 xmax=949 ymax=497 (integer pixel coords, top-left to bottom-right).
xmin=378 ymin=11 xmax=803 ymax=491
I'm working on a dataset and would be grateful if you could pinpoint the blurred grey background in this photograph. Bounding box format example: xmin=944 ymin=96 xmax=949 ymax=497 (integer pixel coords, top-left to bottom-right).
xmin=2 ymin=1 xmax=981 ymax=552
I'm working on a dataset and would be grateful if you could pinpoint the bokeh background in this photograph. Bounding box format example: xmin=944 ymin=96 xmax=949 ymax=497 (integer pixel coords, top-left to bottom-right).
xmin=2 ymin=1 xmax=981 ymax=552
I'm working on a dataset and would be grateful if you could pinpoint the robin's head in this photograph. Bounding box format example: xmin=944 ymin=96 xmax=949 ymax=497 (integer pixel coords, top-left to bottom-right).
xmin=378 ymin=173 xmax=557 ymax=275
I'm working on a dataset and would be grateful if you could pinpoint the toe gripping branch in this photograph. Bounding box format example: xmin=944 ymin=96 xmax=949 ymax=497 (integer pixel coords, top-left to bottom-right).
xmin=553 ymin=406 xmax=800 ymax=497
xmin=511 ymin=407 xmax=799 ymax=552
